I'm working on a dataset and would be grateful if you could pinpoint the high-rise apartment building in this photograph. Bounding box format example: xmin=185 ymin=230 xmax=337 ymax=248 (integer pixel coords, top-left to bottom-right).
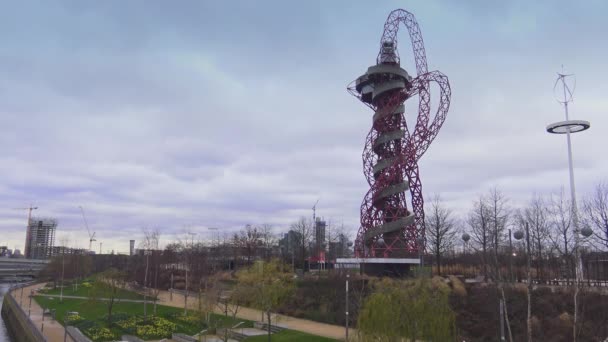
xmin=24 ymin=218 xmax=56 ymax=259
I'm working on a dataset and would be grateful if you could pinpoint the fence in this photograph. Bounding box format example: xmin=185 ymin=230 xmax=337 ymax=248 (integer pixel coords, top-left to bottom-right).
xmin=428 ymin=251 xmax=608 ymax=287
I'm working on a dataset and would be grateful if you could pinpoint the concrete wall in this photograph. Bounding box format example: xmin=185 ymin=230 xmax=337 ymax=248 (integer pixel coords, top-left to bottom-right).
xmin=66 ymin=326 xmax=92 ymax=342
xmin=1 ymin=286 xmax=47 ymax=342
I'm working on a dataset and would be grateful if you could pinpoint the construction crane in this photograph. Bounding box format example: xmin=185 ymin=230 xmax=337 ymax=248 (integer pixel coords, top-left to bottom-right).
xmin=13 ymin=205 xmax=38 ymax=224
xmin=312 ymin=198 xmax=320 ymax=223
xmin=13 ymin=205 xmax=38 ymax=258
xmin=79 ymin=206 xmax=96 ymax=252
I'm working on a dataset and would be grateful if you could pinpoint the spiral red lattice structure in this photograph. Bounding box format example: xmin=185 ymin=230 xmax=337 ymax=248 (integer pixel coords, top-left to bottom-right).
xmin=348 ymin=9 xmax=451 ymax=259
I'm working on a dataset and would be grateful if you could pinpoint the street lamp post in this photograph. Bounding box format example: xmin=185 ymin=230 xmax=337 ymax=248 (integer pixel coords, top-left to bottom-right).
xmin=28 ymin=290 xmax=33 ymax=317
xmin=170 ymin=273 xmax=174 ymax=301
xmin=546 ymin=71 xmax=590 ymax=342
xmin=508 ymin=229 xmax=514 ymax=282
xmin=345 ymin=273 xmax=349 ymax=341
xmin=208 ymin=228 xmax=219 ymax=271
xmin=514 ymin=223 xmax=532 ymax=342
xmin=417 ymin=237 xmax=425 ymax=277
xmin=60 ymin=253 xmax=65 ymax=302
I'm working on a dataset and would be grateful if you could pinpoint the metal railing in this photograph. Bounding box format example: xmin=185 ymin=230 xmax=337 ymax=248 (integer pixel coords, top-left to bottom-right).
xmin=4 ymin=282 xmax=47 ymax=342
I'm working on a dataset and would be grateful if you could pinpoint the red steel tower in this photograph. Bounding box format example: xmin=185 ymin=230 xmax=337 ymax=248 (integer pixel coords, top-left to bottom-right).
xmin=348 ymin=9 xmax=451 ymax=273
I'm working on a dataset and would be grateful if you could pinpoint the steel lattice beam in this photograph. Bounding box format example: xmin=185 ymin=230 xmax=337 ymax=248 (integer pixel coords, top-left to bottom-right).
xmin=347 ymin=9 xmax=451 ymax=259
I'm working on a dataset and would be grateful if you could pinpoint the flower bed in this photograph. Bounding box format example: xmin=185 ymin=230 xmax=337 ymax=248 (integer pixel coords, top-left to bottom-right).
xmin=86 ymin=327 xmax=115 ymax=342
xmin=115 ymin=316 xmax=177 ymax=339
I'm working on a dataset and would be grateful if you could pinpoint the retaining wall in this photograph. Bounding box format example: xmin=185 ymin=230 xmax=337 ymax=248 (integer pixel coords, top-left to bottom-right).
xmin=1 ymin=284 xmax=47 ymax=342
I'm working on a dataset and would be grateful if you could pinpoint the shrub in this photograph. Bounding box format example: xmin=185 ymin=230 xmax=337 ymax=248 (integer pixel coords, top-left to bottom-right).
xmin=116 ymin=316 xmax=177 ymax=339
xmin=175 ymin=314 xmax=200 ymax=325
xmin=86 ymin=327 xmax=115 ymax=342
xmin=65 ymin=314 xmax=83 ymax=323
xmin=448 ymin=275 xmax=467 ymax=297
xmin=101 ymin=312 xmax=129 ymax=324
xmin=358 ymin=278 xmax=455 ymax=341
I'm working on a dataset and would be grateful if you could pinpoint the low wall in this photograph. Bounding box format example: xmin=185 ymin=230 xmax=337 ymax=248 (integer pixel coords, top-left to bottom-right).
xmin=1 ymin=284 xmax=47 ymax=342
xmin=66 ymin=326 xmax=92 ymax=342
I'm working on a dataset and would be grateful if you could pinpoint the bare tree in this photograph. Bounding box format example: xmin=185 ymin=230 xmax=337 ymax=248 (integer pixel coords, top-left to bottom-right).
xmin=141 ymin=228 xmax=161 ymax=319
xmin=259 ymin=224 xmax=276 ymax=261
xmin=549 ymin=188 xmax=574 ymax=281
xmin=233 ymin=224 xmax=263 ymax=264
xmin=485 ymin=187 xmax=513 ymax=342
xmin=290 ymin=217 xmax=314 ymax=269
xmin=583 ymin=181 xmax=608 ymax=247
xmin=524 ymin=194 xmax=550 ymax=282
xmin=425 ymin=194 xmax=456 ymax=276
xmin=327 ymin=221 xmax=352 ymax=260
xmin=486 ymin=188 xmax=509 ymax=263
xmin=468 ymin=196 xmax=490 ymax=280
xmin=91 ymin=268 xmax=126 ymax=327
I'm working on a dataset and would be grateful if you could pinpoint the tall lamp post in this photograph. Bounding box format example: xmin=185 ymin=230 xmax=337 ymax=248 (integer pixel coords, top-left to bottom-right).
xmin=461 ymin=233 xmax=470 ymax=254
xmin=461 ymin=233 xmax=470 ymax=277
xmin=514 ymin=224 xmax=531 ymax=342
xmin=208 ymin=227 xmax=219 ymax=271
xmin=417 ymin=237 xmax=425 ymax=277
xmin=546 ymin=71 xmax=590 ymax=342
xmin=345 ymin=273 xmax=350 ymax=341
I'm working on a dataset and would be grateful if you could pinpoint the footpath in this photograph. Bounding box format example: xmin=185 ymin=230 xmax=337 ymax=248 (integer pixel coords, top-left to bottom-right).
xmin=155 ymin=289 xmax=354 ymax=340
xmin=10 ymin=283 xmax=66 ymax=341
xmin=10 ymin=283 xmax=354 ymax=341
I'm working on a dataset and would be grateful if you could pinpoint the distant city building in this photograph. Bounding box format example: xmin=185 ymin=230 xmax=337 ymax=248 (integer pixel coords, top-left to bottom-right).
xmin=313 ymin=218 xmax=327 ymax=263
xmin=24 ymin=217 xmax=57 ymax=259
xmin=328 ymin=233 xmax=352 ymax=261
xmin=315 ymin=218 xmax=326 ymax=248
xmin=50 ymin=246 xmax=88 ymax=257
xmin=130 ymin=240 xmax=135 ymax=256
xmin=279 ymin=230 xmax=302 ymax=257
xmin=12 ymin=249 xmax=22 ymax=258
xmin=0 ymin=246 xmax=8 ymax=257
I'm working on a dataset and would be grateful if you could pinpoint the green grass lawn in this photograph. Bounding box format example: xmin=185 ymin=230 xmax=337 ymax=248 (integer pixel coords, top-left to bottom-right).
xmin=35 ymin=296 xmax=252 ymax=340
xmin=40 ymin=281 xmax=145 ymax=300
xmin=36 ymin=283 xmax=337 ymax=342
xmin=243 ymin=330 xmax=337 ymax=342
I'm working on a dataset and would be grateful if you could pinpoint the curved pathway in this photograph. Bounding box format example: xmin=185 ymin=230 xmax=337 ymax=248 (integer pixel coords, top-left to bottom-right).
xmin=154 ymin=289 xmax=354 ymax=341
xmin=19 ymin=283 xmax=354 ymax=341
xmin=11 ymin=283 xmax=68 ymax=341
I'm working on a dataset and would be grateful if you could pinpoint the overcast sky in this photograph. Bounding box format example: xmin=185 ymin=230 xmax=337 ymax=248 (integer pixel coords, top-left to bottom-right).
xmin=0 ymin=0 xmax=606 ymax=254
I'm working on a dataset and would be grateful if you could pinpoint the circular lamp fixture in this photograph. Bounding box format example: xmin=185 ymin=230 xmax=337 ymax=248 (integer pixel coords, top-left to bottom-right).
xmin=581 ymin=226 xmax=594 ymax=238
xmin=546 ymin=120 xmax=590 ymax=134
xmin=461 ymin=233 xmax=470 ymax=242
xmin=513 ymin=230 xmax=524 ymax=240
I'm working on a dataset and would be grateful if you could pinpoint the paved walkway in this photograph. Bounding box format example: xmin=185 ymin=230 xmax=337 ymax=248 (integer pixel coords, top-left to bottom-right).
xmin=155 ymin=289 xmax=354 ymax=341
xmin=14 ymin=283 xmax=354 ymax=341
xmin=11 ymin=283 xmax=68 ymax=342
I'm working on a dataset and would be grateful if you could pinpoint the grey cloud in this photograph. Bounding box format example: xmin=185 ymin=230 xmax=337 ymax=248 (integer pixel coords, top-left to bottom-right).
xmin=0 ymin=0 xmax=607 ymax=252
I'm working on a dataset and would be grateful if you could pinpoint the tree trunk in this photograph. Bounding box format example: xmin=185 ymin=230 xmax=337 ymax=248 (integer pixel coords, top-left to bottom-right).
xmin=267 ymin=311 xmax=271 ymax=342
xmin=107 ymin=297 xmax=114 ymax=327
xmin=492 ymin=239 xmax=513 ymax=342
xmin=527 ymin=283 xmax=532 ymax=342
xmin=436 ymin=248 xmax=441 ymax=276
xmin=482 ymin=246 xmax=488 ymax=280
